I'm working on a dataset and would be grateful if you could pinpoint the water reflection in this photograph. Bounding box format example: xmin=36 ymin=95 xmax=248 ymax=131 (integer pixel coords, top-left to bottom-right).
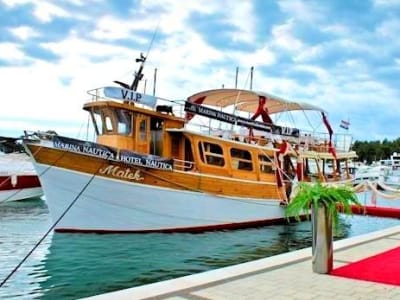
xmin=0 ymin=199 xmax=51 ymax=300
xmin=37 ymin=216 xmax=362 ymax=299
xmin=0 ymin=198 xmax=399 ymax=300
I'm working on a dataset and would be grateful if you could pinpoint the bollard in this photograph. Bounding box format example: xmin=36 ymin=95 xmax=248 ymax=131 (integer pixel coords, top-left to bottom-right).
xmin=312 ymin=203 xmax=333 ymax=274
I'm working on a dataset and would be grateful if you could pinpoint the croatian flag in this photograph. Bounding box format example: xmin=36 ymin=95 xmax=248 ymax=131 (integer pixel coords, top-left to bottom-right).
xmin=340 ymin=120 xmax=350 ymax=130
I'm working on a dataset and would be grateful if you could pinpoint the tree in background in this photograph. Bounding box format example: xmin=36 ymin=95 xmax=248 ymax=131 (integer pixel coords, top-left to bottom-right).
xmin=352 ymin=138 xmax=400 ymax=164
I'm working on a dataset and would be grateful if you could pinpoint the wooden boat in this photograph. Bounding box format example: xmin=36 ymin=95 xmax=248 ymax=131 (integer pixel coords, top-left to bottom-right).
xmin=23 ymin=54 xmax=357 ymax=233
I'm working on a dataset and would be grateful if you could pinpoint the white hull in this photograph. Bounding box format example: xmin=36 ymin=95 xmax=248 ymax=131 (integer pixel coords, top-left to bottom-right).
xmin=0 ymin=187 xmax=43 ymax=202
xmin=35 ymin=163 xmax=286 ymax=232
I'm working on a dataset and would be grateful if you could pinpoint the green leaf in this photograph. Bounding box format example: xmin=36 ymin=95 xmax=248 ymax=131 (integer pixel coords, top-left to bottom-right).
xmin=285 ymin=180 xmax=361 ymax=228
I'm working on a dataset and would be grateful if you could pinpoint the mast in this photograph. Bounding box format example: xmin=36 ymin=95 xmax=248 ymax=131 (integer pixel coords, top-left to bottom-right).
xmin=114 ymin=25 xmax=158 ymax=92
xmin=250 ymin=66 xmax=254 ymax=90
xmin=113 ymin=52 xmax=147 ymax=92
xmin=130 ymin=52 xmax=146 ymax=91
xmin=235 ymin=66 xmax=239 ymax=88
xmin=153 ymin=68 xmax=157 ymax=96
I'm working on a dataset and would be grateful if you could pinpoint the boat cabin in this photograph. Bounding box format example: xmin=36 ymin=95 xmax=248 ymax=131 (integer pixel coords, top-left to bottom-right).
xmin=83 ymin=98 xmax=185 ymax=158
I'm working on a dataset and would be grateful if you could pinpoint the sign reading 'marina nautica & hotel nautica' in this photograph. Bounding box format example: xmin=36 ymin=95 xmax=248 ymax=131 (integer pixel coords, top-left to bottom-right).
xmin=53 ymin=136 xmax=173 ymax=170
xmin=184 ymin=102 xmax=300 ymax=137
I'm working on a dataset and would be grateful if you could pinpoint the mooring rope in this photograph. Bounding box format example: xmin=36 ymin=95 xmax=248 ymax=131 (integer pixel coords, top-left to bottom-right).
xmin=0 ymin=166 xmax=100 ymax=288
xmin=351 ymin=180 xmax=400 ymax=206
xmin=0 ymin=139 xmax=105 ymax=288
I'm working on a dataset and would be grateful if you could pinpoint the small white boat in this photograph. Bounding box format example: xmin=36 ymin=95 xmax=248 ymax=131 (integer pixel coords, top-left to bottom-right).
xmin=0 ymin=151 xmax=43 ymax=203
xmin=353 ymin=165 xmax=383 ymax=185
xmin=378 ymin=153 xmax=400 ymax=188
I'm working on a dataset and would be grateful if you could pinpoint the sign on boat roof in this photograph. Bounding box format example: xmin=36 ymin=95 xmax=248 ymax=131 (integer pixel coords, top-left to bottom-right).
xmin=187 ymin=89 xmax=325 ymax=114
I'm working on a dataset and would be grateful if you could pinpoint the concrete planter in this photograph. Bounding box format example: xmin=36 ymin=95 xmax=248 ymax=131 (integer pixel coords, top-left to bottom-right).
xmin=311 ymin=203 xmax=333 ymax=274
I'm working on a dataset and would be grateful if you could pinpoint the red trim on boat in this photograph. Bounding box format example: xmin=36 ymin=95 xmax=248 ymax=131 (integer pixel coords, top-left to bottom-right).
xmin=350 ymin=205 xmax=400 ymax=219
xmin=54 ymin=215 xmax=309 ymax=234
xmin=0 ymin=175 xmax=41 ymax=191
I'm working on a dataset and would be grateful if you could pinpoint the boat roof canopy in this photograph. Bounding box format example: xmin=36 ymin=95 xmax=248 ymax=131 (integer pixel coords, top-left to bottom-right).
xmin=187 ymin=89 xmax=325 ymax=114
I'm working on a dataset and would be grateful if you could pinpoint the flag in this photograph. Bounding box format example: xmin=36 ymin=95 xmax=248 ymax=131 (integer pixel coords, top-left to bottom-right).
xmin=340 ymin=120 xmax=350 ymax=130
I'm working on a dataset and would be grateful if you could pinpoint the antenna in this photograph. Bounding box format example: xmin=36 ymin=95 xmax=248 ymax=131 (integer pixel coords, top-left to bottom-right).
xmin=250 ymin=66 xmax=254 ymax=90
xmin=153 ymin=68 xmax=157 ymax=96
xmin=235 ymin=66 xmax=239 ymax=89
xmin=129 ymin=52 xmax=146 ymax=91
xmin=113 ymin=22 xmax=160 ymax=92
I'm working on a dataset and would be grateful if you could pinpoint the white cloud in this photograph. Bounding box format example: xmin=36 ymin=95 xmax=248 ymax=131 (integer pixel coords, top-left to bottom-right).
xmin=0 ymin=61 xmax=84 ymax=118
xmin=320 ymin=24 xmax=350 ymax=36
xmin=223 ymin=1 xmax=256 ymax=43
xmin=293 ymin=45 xmax=323 ymax=62
xmin=64 ymin=0 xmax=85 ymax=5
xmin=232 ymin=46 xmax=276 ymax=68
xmin=0 ymin=0 xmax=399 ymax=141
xmin=138 ymin=0 xmax=220 ymax=35
xmin=1 ymin=0 xmax=70 ymax=22
xmin=1 ymin=0 xmax=30 ymax=7
xmin=32 ymin=1 xmax=70 ymax=22
xmin=271 ymin=19 xmax=304 ymax=52
xmin=8 ymin=26 xmax=40 ymax=40
xmin=292 ymin=65 xmax=329 ymax=82
xmin=0 ymin=42 xmax=27 ymax=61
xmin=278 ymin=0 xmax=324 ymax=23
xmin=136 ymin=0 xmax=256 ymax=44
xmin=376 ymin=19 xmax=400 ymax=39
xmin=40 ymin=35 xmax=133 ymax=61
xmin=373 ymin=0 xmax=400 ymax=7
xmin=92 ymin=15 xmax=155 ymax=42
xmin=336 ymin=38 xmax=375 ymax=54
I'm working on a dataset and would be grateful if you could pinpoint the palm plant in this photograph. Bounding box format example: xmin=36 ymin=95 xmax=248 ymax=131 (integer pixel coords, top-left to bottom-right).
xmin=285 ymin=181 xmax=361 ymax=226
xmin=285 ymin=181 xmax=362 ymax=274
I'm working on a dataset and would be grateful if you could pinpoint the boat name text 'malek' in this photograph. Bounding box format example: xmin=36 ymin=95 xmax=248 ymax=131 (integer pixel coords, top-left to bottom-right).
xmin=99 ymin=165 xmax=144 ymax=181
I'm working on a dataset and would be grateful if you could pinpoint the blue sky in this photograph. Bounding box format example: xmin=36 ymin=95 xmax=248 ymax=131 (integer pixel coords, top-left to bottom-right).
xmin=0 ymin=0 xmax=399 ymax=142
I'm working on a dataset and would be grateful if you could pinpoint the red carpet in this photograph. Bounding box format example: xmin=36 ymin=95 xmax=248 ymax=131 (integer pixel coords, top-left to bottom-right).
xmin=330 ymin=246 xmax=400 ymax=286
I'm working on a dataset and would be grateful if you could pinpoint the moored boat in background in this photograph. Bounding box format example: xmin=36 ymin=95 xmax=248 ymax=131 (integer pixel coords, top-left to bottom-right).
xmin=23 ymin=53 xmax=357 ymax=233
xmin=0 ymin=150 xmax=43 ymax=203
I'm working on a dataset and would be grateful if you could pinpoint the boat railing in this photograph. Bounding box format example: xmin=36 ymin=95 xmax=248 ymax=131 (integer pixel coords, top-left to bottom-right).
xmin=86 ymin=87 xmax=186 ymax=116
xmin=184 ymin=122 xmax=353 ymax=153
xmin=299 ymin=130 xmax=353 ymax=152
xmin=173 ymin=158 xmax=196 ymax=171
xmin=86 ymin=88 xmax=353 ymax=153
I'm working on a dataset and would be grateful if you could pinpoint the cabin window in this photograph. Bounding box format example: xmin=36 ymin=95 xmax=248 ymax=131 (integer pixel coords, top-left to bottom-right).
xmin=259 ymin=155 xmax=274 ymax=173
xmin=105 ymin=116 xmax=113 ymax=132
xmin=231 ymin=148 xmax=253 ymax=171
xmin=89 ymin=108 xmax=118 ymax=135
xmin=89 ymin=111 xmax=101 ymax=135
xmin=116 ymin=109 xmax=132 ymax=135
xmin=199 ymin=141 xmax=225 ymax=166
xmin=139 ymin=119 xmax=147 ymax=141
xmin=184 ymin=138 xmax=195 ymax=170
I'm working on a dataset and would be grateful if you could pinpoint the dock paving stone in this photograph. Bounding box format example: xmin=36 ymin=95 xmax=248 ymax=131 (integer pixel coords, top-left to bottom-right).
xmin=162 ymin=297 xmax=191 ymax=300
xmin=87 ymin=226 xmax=400 ymax=300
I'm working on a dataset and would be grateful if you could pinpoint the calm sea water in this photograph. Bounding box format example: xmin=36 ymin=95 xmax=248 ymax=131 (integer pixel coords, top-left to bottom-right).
xmin=0 ymin=195 xmax=399 ymax=299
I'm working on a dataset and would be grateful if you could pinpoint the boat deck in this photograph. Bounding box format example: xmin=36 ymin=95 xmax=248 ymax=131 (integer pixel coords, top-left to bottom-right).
xmin=85 ymin=225 xmax=400 ymax=300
